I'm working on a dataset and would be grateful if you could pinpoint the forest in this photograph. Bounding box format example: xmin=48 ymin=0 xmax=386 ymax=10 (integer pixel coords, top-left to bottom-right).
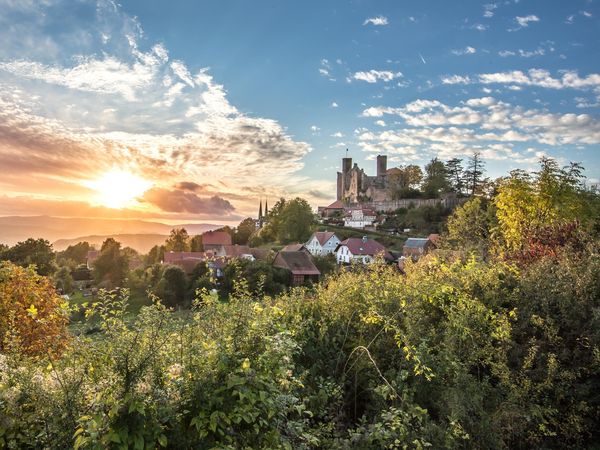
xmin=1 ymin=158 xmax=600 ymax=449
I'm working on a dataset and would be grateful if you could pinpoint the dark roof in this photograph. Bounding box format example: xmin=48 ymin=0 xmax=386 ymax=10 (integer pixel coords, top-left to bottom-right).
xmin=222 ymin=245 xmax=253 ymax=257
xmin=273 ymin=251 xmax=321 ymax=276
xmin=337 ymin=237 xmax=391 ymax=259
xmin=403 ymin=238 xmax=430 ymax=249
xmin=250 ymin=248 xmax=271 ymax=260
xmin=282 ymin=243 xmax=308 ymax=252
xmin=325 ymin=200 xmax=344 ymax=209
xmin=310 ymin=231 xmax=338 ymax=246
xmin=202 ymin=230 xmax=232 ymax=246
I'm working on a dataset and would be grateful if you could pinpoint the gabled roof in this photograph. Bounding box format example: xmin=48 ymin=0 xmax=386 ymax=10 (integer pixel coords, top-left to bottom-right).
xmin=282 ymin=243 xmax=309 ymax=252
xmin=222 ymin=244 xmax=253 ymax=258
xmin=337 ymin=237 xmax=391 ymax=259
xmin=403 ymin=238 xmax=430 ymax=249
xmin=309 ymin=231 xmax=339 ymax=246
xmin=427 ymin=234 xmax=440 ymax=245
xmin=325 ymin=200 xmax=344 ymax=209
xmin=164 ymin=251 xmax=206 ymax=263
xmin=202 ymin=230 xmax=232 ymax=246
xmin=273 ymin=251 xmax=321 ymax=275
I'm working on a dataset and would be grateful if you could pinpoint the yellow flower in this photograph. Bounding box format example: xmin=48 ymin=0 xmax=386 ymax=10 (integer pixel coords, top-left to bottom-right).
xmin=26 ymin=304 xmax=38 ymax=318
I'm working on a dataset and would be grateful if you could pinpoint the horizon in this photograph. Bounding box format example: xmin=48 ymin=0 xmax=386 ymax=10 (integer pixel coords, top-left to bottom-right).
xmin=1 ymin=0 xmax=599 ymax=225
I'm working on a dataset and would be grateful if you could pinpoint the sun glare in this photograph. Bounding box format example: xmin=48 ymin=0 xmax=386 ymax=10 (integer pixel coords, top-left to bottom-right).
xmin=87 ymin=169 xmax=152 ymax=209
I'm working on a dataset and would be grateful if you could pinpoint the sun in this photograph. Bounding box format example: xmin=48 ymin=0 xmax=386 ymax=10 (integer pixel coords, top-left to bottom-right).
xmin=87 ymin=169 xmax=152 ymax=209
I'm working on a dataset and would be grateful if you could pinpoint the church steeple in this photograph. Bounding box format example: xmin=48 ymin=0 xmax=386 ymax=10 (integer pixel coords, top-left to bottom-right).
xmin=258 ymin=200 xmax=263 ymax=221
xmin=264 ymin=199 xmax=268 ymax=217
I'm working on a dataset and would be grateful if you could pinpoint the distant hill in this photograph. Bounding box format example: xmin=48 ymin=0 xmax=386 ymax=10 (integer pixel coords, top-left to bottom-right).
xmin=0 ymin=216 xmax=222 ymax=247
xmin=53 ymin=234 xmax=172 ymax=253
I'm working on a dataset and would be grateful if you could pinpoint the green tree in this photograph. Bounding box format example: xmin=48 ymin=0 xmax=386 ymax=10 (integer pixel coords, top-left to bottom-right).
xmin=93 ymin=238 xmax=128 ymax=288
xmin=445 ymin=157 xmax=465 ymax=194
xmin=443 ymin=197 xmax=496 ymax=257
xmin=147 ymin=244 xmax=166 ymax=264
xmin=1 ymin=238 xmax=56 ymax=276
xmin=422 ymin=158 xmax=450 ymax=198
xmin=494 ymin=158 xmax=597 ymax=252
xmin=155 ymin=264 xmax=188 ymax=307
xmin=464 ymin=151 xmax=486 ymax=196
xmin=57 ymin=241 xmax=93 ymax=265
xmin=278 ymin=198 xmax=314 ymax=243
xmin=165 ymin=228 xmax=190 ymax=252
xmin=54 ymin=265 xmax=74 ymax=294
xmin=235 ymin=218 xmax=257 ymax=245
xmin=190 ymin=235 xmax=204 ymax=252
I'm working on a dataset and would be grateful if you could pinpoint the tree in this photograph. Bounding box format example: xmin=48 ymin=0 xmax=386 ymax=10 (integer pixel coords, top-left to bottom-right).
xmin=57 ymin=242 xmax=93 ymax=265
xmin=190 ymin=235 xmax=204 ymax=252
xmin=93 ymin=238 xmax=128 ymax=288
xmin=1 ymin=238 xmax=56 ymax=276
xmin=278 ymin=198 xmax=314 ymax=243
xmin=445 ymin=158 xmax=465 ymax=194
xmin=387 ymin=165 xmax=423 ymax=199
xmin=422 ymin=158 xmax=450 ymax=198
xmin=235 ymin=218 xmax=257 ymax=245
xmin=443 ymin=197 xmax=496 ymax=257
xmin=165 ymin=228 xmax=190 ymax=252
xmin=147 ymin=244 xmax=166 ymax=265
xmin=155 ymin=265 xmax=188 ymax=307
xmin=494 ymin=158 xmax=597 ymax=252
xmin=464 ymin=152 xmax=486 ymax=196
xmin=54 ymin=265 xmax=74 ymax=294
xmin=0 ymin=261 xmax=69 ymax=356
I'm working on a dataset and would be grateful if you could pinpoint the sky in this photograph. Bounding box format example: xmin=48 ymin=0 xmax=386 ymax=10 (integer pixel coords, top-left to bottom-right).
xmin=0 ymin=0 xmax=599 ymax=224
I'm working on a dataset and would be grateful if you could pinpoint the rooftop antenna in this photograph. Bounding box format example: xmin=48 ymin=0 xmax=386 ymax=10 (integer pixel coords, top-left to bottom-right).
xmin=345 ymin=148 xmax=349 ymax=158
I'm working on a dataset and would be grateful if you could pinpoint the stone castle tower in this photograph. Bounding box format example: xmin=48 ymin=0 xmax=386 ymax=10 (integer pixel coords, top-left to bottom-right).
xmin=337 ymin=154 xmax=389 ymax=203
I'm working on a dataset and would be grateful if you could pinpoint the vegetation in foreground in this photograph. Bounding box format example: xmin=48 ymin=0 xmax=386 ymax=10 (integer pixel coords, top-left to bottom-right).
xmin=1 ymin=157 xmax=600 ymax=449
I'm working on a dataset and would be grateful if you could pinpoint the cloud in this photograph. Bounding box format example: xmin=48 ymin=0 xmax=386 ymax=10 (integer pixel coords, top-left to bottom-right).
xmin=510 ymin=14 xmax=540 ymax=31
xmin=357 ymin=97 xmax=600 ymax=163
xmin=350 ymin=70 xmax=403 ymax=83
xmin=331 ymin=101 xmax=338 ymax=108
xmin=0 ymin=0 xmax=311 ymax=218
xmin=451 ymin=46 xmax=476 ymax=56
xmin=331 ymin=132 xmax=344 ymax=138
xmin=472 ymin=24 xmax=488 ymax=31
xmin=363 ymin=16 xmax=388 ymax=26
xmin=142 ymin=188 xmax=235 ymax=215
xmin=439 ymin=69 xmax=600 ymax=96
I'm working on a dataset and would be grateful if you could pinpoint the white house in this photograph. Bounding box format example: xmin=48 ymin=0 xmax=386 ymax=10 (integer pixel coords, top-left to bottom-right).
xmin=343 ymin=208 xmax=377 ymax=229
xmin=305 ymin=231 xmax=341 ymax=256
xmin=335 ymin=237 xmax=392 ymax=265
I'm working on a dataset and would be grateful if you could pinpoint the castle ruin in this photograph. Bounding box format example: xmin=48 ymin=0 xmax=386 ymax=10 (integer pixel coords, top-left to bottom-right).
xmin=337 ymin=155 xmax=393 ymax=203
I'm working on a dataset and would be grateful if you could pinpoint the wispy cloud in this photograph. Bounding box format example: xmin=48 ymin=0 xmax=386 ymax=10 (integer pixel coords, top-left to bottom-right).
xmin=363 ymin=16 xmax=388 ymax=26
xmin=451 ymin=46 xmax=477 ymax=56
xmin=510 ymin=14 xmax=540 ymax=31
xmin=350 ymin=70 xmax=403 ymax=83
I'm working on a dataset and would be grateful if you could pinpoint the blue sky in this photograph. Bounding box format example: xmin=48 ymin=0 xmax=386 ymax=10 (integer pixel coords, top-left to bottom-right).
xmin=0 ymin=0 xmax=598 ymax=221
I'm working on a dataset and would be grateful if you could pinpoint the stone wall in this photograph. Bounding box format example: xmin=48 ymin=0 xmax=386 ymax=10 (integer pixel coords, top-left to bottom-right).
xmin=349 ymin=197 xmax=468 ymax=212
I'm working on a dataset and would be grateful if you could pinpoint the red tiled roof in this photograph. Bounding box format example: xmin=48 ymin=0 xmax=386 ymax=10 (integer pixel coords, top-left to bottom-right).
xmin=427 ymin=234 xmax=440 ymax=245
xmin=337 ymin=238 xmax=391 ymax=259
xmin=326 ymin=200 xmax=344 ymax=209
xmin=273 ymin=251 xmax=321 ymax=276
xmin=163 ymin=251 xmax=206 ymax=263
xmin=222 ymin=245 xmax=253 ymax=257
xmin=202 ymin=230 xmax=232 ymax=246
xmin=312 ymin=231 xmax=337 ymax=246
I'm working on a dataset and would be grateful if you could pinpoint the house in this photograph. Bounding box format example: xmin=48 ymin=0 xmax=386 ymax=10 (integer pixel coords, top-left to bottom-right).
xmin=343 ymin=207 xmax=378 ymax=229
xmin=201 ymin=230 xmax=232 ymax=250
xmin=427 ymin=234 xmax=441 ymax=246
xmin=403 ymin=238 xmax=435 ymax=260
xmin=272 ymin=251 xmax=321 ymax=286
xmin=305 ymin=231 xmax=341 ymax=256
xmin=164 ymin=251 xmax=208 ymax=273
xmin=319 ymin=200 xmax=345 ymax=218
xmin=335 ymin=237 xmax=392 ymax=265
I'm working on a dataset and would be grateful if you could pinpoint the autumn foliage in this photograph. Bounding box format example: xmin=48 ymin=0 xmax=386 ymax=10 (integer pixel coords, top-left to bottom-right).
xmin=0 ymin=261 xmax=69 ymax=356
